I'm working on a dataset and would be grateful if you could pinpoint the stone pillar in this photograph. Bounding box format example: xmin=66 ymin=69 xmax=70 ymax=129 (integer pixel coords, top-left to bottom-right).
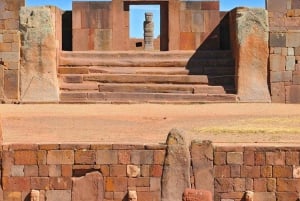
xmin=144 ymin=12 xmax=154 ymax=51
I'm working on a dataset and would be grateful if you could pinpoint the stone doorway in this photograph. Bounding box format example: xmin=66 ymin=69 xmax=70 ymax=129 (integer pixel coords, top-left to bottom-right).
xmin=124 ymin=1 xmax=169 ymax=51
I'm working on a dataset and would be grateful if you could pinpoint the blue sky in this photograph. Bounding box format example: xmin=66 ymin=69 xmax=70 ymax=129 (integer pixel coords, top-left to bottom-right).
xmin=26 ymin=0 xmax=265 ymax=38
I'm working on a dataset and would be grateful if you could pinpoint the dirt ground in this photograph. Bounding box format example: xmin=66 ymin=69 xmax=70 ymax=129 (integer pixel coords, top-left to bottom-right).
xmin=1 ymin=103 xmax=300 ymax=146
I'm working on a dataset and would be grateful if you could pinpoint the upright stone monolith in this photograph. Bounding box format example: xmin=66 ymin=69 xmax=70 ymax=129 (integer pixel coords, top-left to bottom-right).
xmin=144 ymin=12 xmax=154 ymax=50
xmin=161 ymin=128 xmax=191 ymax=201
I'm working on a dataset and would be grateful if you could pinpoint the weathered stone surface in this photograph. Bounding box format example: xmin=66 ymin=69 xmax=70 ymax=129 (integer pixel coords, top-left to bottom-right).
xmin=46 ymin=190 xmax=71 ymax=201
xmin=19 ymin=6 xmax=59 ymax=102
xmin=127 ymin=165 xmax=140 ymax=178
xmin=191 ymin=140 xmax=214 ymax=195
xmin=72 ymin=171 xmax=104 ymax=201
xmin=162 ymin=128 xmax=190 ymax=201
xmin=233 ymin=8 xmax=271 ymax=102
xmin=183 ymin=188 xmax=212 ymax=201
xmin=253 ymin=192 xmax=276 ymax=201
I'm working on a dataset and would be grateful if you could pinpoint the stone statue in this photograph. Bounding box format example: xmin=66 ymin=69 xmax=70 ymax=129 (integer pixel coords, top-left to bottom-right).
xmin=144 ymin=12 xmax=154 ymax=50
xmin=128 ymin=190 xmax=137 ymax=201
xmin=30 ymin=190 xmax=39 ymax=201
xmin=245 ymin=191 xmax=254 ymax=201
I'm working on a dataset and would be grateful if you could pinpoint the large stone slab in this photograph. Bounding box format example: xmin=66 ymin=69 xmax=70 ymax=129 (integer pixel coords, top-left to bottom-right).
xmin=19 ymin=6 xmax=60 ymax=102
xmin=231 ymin=8 xmax=271 ymax=102
xmin=72 ymin=171 xmax=104 ymax=201
xmin=161 ymin=128 xmax=191 ymax=201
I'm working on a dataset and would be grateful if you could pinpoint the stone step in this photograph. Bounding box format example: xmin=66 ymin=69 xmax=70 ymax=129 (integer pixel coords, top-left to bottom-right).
xmin=59 ymin=51 xmax=234 ymax=67
xmin=61 ymin=74 xmax=209 ymax=84
xmin=97 ymin=83 xmax=228 ymax=94
xmin=58 ymin=66 xmax=235 ymax=76
xmin=60 ymin=82 xmax=99 ymax=91
xmin=60 ymin=91 xmax=237 ymax=103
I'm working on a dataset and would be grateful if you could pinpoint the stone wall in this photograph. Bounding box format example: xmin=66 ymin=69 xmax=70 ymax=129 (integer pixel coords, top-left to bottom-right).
xmin=0 ymin=0 xmax=24 ymax=102
xmin=267 ymin=0 xmax=300 ymax=103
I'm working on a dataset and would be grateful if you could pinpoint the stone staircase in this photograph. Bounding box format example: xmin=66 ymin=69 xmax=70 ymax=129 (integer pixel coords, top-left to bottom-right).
xmin=58 ymin=50 xmax=237 ymax=103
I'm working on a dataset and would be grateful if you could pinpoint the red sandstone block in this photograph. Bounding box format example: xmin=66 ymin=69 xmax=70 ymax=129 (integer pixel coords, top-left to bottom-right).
xmin=49 ymin=177 xmax=72 ymax=190
xmin=137 ymin=192 xmax=160 ymax=201
xmin=105 ymin=177 xmax=127 ymax=192
xmin=2 ymin=151 xmax=14 ymax=176
xmin=131 ymin=150 xmax=153 ymax=165
xmin=37 ymin=150 xmax=47 ymax=165
xmin=267 ymin=178 xmax=276 ymax=192
xmin=39 ymin=144 xmax=59 ymax=150
xmin=135 ymin=177 xmax=150 ymax=187
xmin=214 ymin=165 xmax=230 ymax=178
xmin=24 ymin=165 xmax=38 ymax=177
xmin=269 ymin=54 xmax=285 ymax=72
xmin=233 ymin=178 xmax=245 ymax=192
xmin=261 ymin=166 xmax=272 ymax=177
xmin=39 ymin=165 xmax=49 ymax=177
xmin=180 ymin=32 xmax=195 ymax=50
xmin=254 ymin=178 xmax=267 ymax=192
xmin=3 ymin=192 xmax=22 ymax=201
xmin=150 ymin=177 xmax=161 ymax=192
xmin=227 ymin=152 xmax=243 ymax=165
xmin=118 ymin=150 xmax=131 ymax=164
xmin=266 ymin=152 xmax=285 ymax=165
xmin=47 ymin=150 xmax=74 ymax=165
xmin=91 ymin=144 xmax=112 ymax=150
xmin=48 ymin=165 xmax=62 ymax=177
xmin=215 ymin=178 xmax=233 ymax=193
xmin=112 ymin=144 xmax=144 ymax=150
xmin=286 ymin=152 xmax=299 ymax=165
xmin=201 ymin=2 xmax=219 ymax=10
xmin=243 ymin=151 xmax=254 ymax=165
xmin=271 ymin=82 xmax=286 ymax=103
xmin=75 ymin=150 xmax=95 ymax=164
xmin=10 ymin=144 xmax=38 ymax=151
xmin=141 ymin=165 xmax=150 ymax=177
xmin=183 ymin=189 xmax=212 ymax=201
xmin=14 ymin=151 xmax=37 ymax=165
xmin=153 ymin=150 xmax=165 ymax=165
xmin=150 ymin=165 xmax=163 ymax=177
xmin=255 ymin=152 xmax=266 ymax=165
xmin=100 ymin=165 xmax=110 ymax=176
xmin=277 ymin=192 xmax=299 ymax=201
xmin=31 ymin=177 xmax=50 ymax=189
xmin=215 ymin=147 xmax=244 ymax=152
xmin=214 ymin=152 xmax=226 ymax=165
xmin=61 ymin=165 xmax=72 ymax=177
xmin=60 ymin=144 xmax=91 ymax=150
xmin=96 ymin=150 xmax=118 ymax=164
xmin=218 ymin=192 xmax=244 ymax=199
xmin=293 ymin=71 xmax=300 ymax=85
xmin=105 ymin=192 xmax=114 ymax=199
xmin=245 ymin=178 xmax=254 ymax=191
xmin=110 ymin=165 xmax=126 ymax=177
xmin=2 ymin=177 xmax=30 ymax=191
xmin=273 ymin=166 xmax=293 ymax=178
xmin=277 ymin=178 xmax=300 ymax=192
xmin=241 ymin=166 xmax=260 ymax=178
xmin=114 ymin=191 xmax=127 ymax=200
xmin=231 ymin=165 xmax=241 ymax=178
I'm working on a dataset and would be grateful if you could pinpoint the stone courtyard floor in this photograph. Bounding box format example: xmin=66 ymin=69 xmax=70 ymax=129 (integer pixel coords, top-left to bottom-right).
xmin=1 ymin=103 xmax=300 ymax=146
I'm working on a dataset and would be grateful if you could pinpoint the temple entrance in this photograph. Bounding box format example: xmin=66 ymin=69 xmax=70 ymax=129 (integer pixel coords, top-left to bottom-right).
xmin=125 ymin=1 xmax=169 ymax=51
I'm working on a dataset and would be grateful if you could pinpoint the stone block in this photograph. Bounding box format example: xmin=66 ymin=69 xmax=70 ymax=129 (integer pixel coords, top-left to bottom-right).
xmin=183 ymin=189 xmax=212 ymax=201
xmin=105 ymin=177 xmax=127 ymax=192
xmin=266 ymin=152 xmax=285 ymax=165
xmin=253 ymin=192 xmax=276 ymax=201
xmin=227 ymin=152 xmax=243 ymax=165
xmin=180 ymin=32 xmax=195 ymax=50
xmin=255 ymin=152 xmax=266 ymax=165
xmin=271 ymin=71 xmax=293 ymax=82
xmin=14 ymin=151 xmax=37 ymax=165
xmin=231 ymin=165 xmax=241 ymax=178
xmin=286 ymin=152 xmax=299 ymax=165
xmin=287 ymin=32 xmax=300 ymax=47
xmin=288 ymin=47 xmax=295 ymax=55
xmin=24 ymin=165 xmax=38 ymax=176
xmin=215 ymin=178 xmax=233 ymax=193
xmin=277 ymin=178 xmax=300 ymax=192
xmin=4 ymin=69 xmax=19 ymax=100
xmin=180 ymin=11 xmax=192 ymax=32
xmin=31 ymin=177 xmax=50 ymax=189
xmin=131 ymin=150 xmax=153 ymax=165
xmin=150 ymin=177 xmax=161 ymax=192
xmin=48 ymin=165 xmax=61 ymax=177
xmin=96 ymin=150 xmax=118 ymax=164
xmin=118 ymin=150 xmax=130 ymax=164
xmin=270 ymin=54 xmax=285 ymax=71
xmin=2 ymin=177 xmax=30 ymax=191
xmin=244 ymin=151 xmax=254 ymax=166
xmin=270 ymin=82 xmax=286 ymax=103
xmin=46 ymin=190 xmax=71 ymax=201
xmin=110 ymin=165 xmax=126 ymax=177
xmin=277 ymin=192 xmax=299 ymax=201
xmin=75 ymin=150 xmax=95 ymax=165
xmin=254 ymin=178 xmax=267 ymax=191
xmin=150 ymin=164 xmax=163 ymax=177
xmin=269 ymin=33 xmax=286 ymax=47
xmin=141 ymin=165 xmax=150 ymax=177
xmin=293 ymin=71 xmax=300 ymax=84
xmin=47 ymin=150 xmax=74 ymax=165
xmin=3 ymin=192 xmax=22 ymax=201
xmin=39 ymin=165 xmax=49 ymax=177
xmin=191 ymin=12 xmax=204 ymax=32
xmin=214 ymin=152 xmax=226 ymax=165
xmin=266 ymin=0 xmax=287 ymax=12
xmin=261 ymin=166 xmax=272 ymax=177
xmin=49 ymin=177 xmax=72 ymax=190
xmin=241 ymin=166 xmax=260 ymax=178
xmin=61 ymin=165 xmax=72 ymax=177
xmin=214 ymin=165 xmax=230 ymax=178
xmin=202 ymin=2 xmax=219 ymax=10
xmin=11 ymin=165 xmax=24 ymax=176
xmin=287 ymin=85 xmax=300 ymax=103
xmin=127 ymin=165 xmax=140 ymax=178
xmin=292 ymin=0 xmax=300 ymax=9
xmin=286 ymin=56 xmax=296 ymax=70
xmin=0 ymin=43 xmax=11 ymax=51
xmin=233 ymin=178 xmax=245 ymax=191
xmin=293 ymin=166 xmax=300 ymax=178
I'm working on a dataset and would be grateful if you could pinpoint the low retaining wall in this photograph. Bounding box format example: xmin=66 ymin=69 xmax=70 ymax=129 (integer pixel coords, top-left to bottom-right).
xmin=1 ymin=129 xmax=300 ymax=201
